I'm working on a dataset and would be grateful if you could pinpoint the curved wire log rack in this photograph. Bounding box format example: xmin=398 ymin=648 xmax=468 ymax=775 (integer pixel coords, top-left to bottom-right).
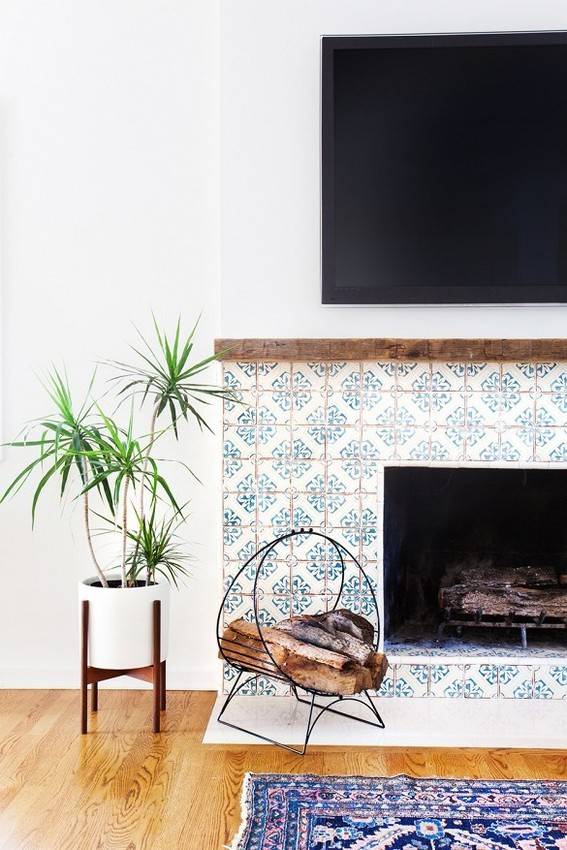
xmin=216 ymin=527 xmax=386 ymax=754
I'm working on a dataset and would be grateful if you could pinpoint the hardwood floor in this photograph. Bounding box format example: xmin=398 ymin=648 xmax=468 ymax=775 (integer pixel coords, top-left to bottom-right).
xmin=0 ymin=690 xmax=565 ymax=850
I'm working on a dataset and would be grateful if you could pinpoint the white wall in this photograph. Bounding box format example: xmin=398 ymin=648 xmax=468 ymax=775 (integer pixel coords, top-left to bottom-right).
xmin=4 ymin=1 xmax=567 ymax=692
xmin=0 ymin=1 xmax=222 ymax=688
xmin=221 ymin=0 xmax=567 ymax=337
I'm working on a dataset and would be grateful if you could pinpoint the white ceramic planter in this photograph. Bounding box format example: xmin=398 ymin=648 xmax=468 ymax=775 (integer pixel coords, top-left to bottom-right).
xmin=79 ymin=577 xmax=170 ymax=669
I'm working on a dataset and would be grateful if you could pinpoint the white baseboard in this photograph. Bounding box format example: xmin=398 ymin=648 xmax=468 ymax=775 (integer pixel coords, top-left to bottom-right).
xmin=0 ymin=667 xmax=218 ymax=690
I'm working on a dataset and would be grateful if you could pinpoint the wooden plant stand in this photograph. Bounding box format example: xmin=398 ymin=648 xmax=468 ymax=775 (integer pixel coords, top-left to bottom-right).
xmin=81 ymin=599 xmax=166 ymax=733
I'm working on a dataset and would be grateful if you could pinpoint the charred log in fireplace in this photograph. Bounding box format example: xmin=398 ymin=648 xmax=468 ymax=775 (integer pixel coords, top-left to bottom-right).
xmin=438 ymin=564 xmax=567 ymax=648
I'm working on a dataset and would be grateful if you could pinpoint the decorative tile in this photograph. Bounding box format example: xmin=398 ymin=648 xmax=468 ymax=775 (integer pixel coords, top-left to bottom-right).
xmin=534 ymin=665 xmax=567 ymax=699
xmin=325 ymin=401 xmax=351 ymax=426
xmin=255 ymin=390 xmax=292 ymax=425
xmin=297 ymin=559 xmax=328 ymax=595
xmin=545 ymin=385 xmax=567 ymax=417
xmin=257 ymin=361 xmax=291 ymax=387
xmin=361 ymin=393 xmax=397 ymax=426
xmin=431 ymin=363 xmax=467 ymax=392
xmin=536 ymin=362 xmax=564 ymax=392
xmin=512 ymin=407 xmax=556 ymax=456
xmin=223 ymin=392 xmax=254 ymax=424
xmin=464 ymin=664 xmax=498 ymax=699
xmin=290 ymin=491 xmax=325 ymax=530
xmin=255 ymin=491 xmax=290 ymax=528
xmin=326 ymin=427 xmax=363 ymax=460
xmin=467 ymin=392 xmax=503 ymax=429
xmin=325 ymin=362 xmax=361 ymax=390
xmin=431 ymin=426 xmax=466 ymax=462
xmin=501 ymin=363 xmax=537 ymax=390
xmin=535 ymin=392 xmax=565 ymax=426
xmin=332 ymin=436 xmax=381 ymax=477
xmin=464 ymin=428 xmax=500 ymax=463
xmin=396 ymin=392 xmax=431 ymax=427
xmin=224 ymin=489 xmax=255 ymax=522
xmin=396 ymin=429 xmax=432 ymax=462
xmin=465 ymin=363 xmax=501 ymax=392
xmin=393 ymin=664 xmax=430 ymax=697
xmin=431 ymin=420 xmax=465 ymax=462
xmin=359 ymin=561 xmax=380 ymax=596
xmin=395 ymin=363 xmax=431 ymax=392
xmin=278 ymin=452 xmax=316 ymax=485
xmin=256 ymin=458 xmax=290 ymax=491
xmin=336 ymin=591 xmax=376 ymax=618
xmin=290 ymin=388 xmax=315 ymax=419
xmin=497 ymin=393 xmax=536 ymax=428
xmin=535 ymin=426 xmax=567 ymax=462
xmin=223 ymin=438 xmax=245 ymax=480
xmin=287 ymin=459 xmax=327 ymax=492
xmin=429 ymin=664 xmax=465 ymax=698
xmin=294 ymin=391 xmax=326 ymax=424
xmin=255 ymin=426 xmax=292 ymax=459
xmin=289 ymin=363 xmax=316 ymax=391
xmin=255 ymin=677 xmax=290 ymax=697
xmin=362 ymin=362 xmax=398 ymax=392
xmin=498 ymin=429 xmax=536 ymax=463
xmin=223 ymin=362 xmax=257 ymax=391
xmin=430 ymin=389 xmax=467 ymax=419
xmin=360 ymin=427 xmax=397 ymax=462
xmin=222 ymin=593 xmax=255 ymax=627
xmin=497 ymin=665 xmax=534 ymax=699
xmin=325 ymin=389 xmax=363 ymax=425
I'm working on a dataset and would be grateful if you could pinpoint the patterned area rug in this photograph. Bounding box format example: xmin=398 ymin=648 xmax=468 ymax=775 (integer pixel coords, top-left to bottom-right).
xmin=231 ymin=773 xmax=567 ymax=850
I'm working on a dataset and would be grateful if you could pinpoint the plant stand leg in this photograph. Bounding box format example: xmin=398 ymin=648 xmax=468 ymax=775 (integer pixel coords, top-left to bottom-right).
xmin=80 ymin=598 xmax=166 ymax=734
xmin=81 ymin=600 xmax=89 ymax=734
xmin=160 ymin=660 xmax=166 ymax=711
xmin=152 ymin=600 xmax=161 ymax=733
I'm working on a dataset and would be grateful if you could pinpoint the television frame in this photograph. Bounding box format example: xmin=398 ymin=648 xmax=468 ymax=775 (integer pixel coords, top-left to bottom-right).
xmin=321 ymin=30 xmax=567 ymax=305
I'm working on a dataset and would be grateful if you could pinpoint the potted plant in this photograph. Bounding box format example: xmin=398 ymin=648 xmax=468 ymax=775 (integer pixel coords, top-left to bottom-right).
xmin=2 ymin=318 xmax=233 ymax=674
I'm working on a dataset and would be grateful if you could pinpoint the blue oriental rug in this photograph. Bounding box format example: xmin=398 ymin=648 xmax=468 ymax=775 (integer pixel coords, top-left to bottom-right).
xmin=230 ymin=774 xmax=567 ymax=850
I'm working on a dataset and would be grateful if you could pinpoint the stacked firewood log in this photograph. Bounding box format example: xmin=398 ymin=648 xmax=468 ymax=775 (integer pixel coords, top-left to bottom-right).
xmin=439 ymin=565 xmax=567 ymax=618
xmin=220 ymin=608 xmax=388 ymax=695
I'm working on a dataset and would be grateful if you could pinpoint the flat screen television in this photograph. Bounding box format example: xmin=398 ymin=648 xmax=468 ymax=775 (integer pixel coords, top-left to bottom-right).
xmin=321 ymin=31 xmax=567 ymax=304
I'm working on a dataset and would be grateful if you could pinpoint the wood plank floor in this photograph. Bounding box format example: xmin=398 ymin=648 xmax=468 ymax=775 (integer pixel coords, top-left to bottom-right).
xmin=0 ymin=690 xmax=565 ymax=850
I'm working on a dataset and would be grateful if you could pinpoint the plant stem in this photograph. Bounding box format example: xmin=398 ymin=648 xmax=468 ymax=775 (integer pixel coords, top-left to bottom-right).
xmin=121 ymin=477 xmax=130 ymax=588
xmin=82 ymin=462 xmax=109 ymax=588
xmin=141 ymin=404 xmax=159 ymax=586
xmin=140 ymin=404 xmax=158 ymax=519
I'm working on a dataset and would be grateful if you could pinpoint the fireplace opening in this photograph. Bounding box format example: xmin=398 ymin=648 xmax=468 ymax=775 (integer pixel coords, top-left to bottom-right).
xmin=383 ymin=467 xmax=567 ymax=655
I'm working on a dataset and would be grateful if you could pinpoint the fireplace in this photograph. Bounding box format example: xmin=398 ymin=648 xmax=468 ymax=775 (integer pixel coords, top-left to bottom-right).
xmin=220 ymin=346 xmax=567 ymax=700
xmin=383 ymin=467 xmax=567 ymax=654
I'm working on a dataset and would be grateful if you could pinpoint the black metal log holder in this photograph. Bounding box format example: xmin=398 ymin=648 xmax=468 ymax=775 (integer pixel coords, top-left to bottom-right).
xmin=216 ymin=528 xmax=386 ymax=754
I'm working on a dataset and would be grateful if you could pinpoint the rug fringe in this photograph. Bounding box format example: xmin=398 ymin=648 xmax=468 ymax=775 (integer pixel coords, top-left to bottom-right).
xmin=225 ymin=772 xmax=252 ymax=850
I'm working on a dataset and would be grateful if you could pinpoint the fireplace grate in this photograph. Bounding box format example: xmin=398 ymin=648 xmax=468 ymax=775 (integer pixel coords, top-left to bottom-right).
xmin=437 ymin=610 xmax=567 ymax=650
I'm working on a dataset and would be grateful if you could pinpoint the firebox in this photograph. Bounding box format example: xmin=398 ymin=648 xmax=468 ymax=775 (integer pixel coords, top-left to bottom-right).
xmin=383 ymin=467 xmax=567 ymax=653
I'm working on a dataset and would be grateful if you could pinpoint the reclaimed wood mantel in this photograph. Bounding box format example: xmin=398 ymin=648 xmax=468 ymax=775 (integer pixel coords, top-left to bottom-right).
xmin=214 ymin=338 xmax=567 ymax=362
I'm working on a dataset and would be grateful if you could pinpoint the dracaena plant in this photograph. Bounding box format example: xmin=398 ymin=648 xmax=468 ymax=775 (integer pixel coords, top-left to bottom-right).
xmin=107 ymin=316 xmax=230 ymax=516
xmin=1 ymin=317 xmax=235 ymax=588
xmin=94 ymin=502 xmax=191 ymax=588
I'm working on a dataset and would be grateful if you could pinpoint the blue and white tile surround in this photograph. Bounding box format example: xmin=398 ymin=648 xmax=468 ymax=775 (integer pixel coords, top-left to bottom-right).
xmin=222 ymin=359 xmax=567 ymax=699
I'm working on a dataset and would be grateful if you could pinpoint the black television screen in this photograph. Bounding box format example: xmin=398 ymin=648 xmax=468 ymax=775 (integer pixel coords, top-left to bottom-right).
xmin=321 ymin=32 xmax=567 ymax=304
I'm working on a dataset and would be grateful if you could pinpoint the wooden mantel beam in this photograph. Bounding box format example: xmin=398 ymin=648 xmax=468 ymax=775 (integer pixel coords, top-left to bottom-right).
xmin=214 ymin=338 xmax=567 ymax=362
